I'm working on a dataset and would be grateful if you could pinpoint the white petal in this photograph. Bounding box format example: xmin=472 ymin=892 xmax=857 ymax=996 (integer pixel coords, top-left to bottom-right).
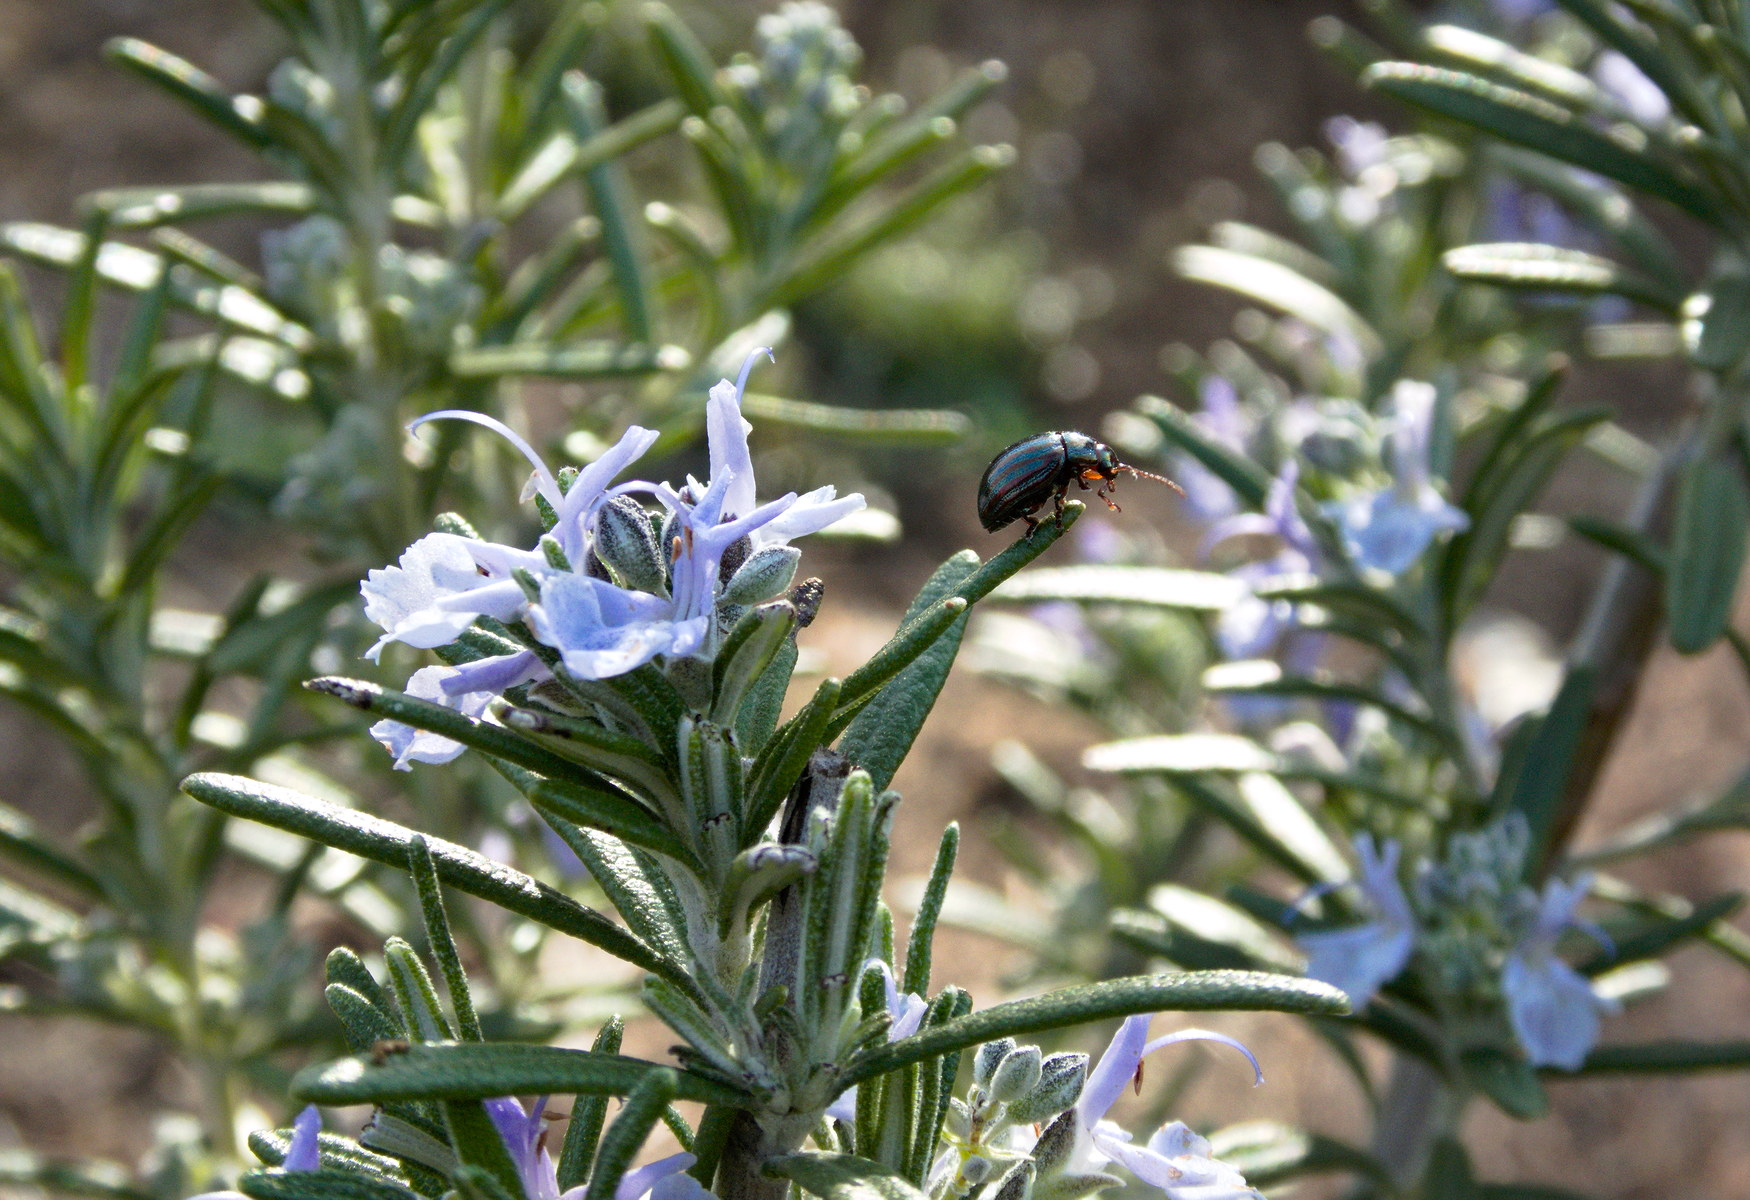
xmin=371 ymin=666 xmax=492 ymax=769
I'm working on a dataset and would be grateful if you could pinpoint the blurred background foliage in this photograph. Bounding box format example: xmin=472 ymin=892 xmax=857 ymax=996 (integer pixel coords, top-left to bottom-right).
xmin=1 ymin=2 xmax=1748 ymax=1199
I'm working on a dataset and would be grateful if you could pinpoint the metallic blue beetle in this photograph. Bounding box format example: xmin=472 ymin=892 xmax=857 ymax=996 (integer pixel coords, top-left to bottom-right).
xmin=978 ymin=431 xmax=1181 ymax=535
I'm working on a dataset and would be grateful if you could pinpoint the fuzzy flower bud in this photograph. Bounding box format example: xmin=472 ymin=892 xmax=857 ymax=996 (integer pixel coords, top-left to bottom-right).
xmin=973 ymin=1038 xmax=1019 ymax=1087
xmin=989 ymin=1045 xmax=1045 ymax=1104
xmin=1005 ymin=1051 xmax=1087 ymax=1125
xmin=722 ymin=544 xmax=802 ymax=605
xmin=594 ymin=495 xmax=668 ymax=594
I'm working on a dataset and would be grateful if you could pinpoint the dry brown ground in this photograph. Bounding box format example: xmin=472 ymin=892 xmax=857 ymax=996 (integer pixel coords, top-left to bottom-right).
xmin=1 ymin=3 xmax=1747 ymax=1199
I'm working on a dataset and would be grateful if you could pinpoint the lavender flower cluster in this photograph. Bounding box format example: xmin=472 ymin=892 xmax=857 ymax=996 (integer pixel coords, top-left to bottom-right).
xmin=1299 ymin=819 xmax=1614 ymax=1070
xmin=360 ymin=351 xmax=863 ymax=769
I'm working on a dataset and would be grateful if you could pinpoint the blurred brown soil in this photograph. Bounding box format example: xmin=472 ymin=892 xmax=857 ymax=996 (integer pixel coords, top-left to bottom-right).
xmin=0 ymin=4 xmax=1747 ymax=1200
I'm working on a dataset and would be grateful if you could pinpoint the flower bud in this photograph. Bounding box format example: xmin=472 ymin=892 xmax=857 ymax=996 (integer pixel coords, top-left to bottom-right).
xmin=944 ymin=1097 xmax=972 ymax=1140
xmin=595 ymin=496 xmax=667 ymax=593
xmin=988 ymin=1045 xmax=1044 ymax=1103
xmin=973 ymin=1037 xmax=1018 ymax=1087
xmin=722 ymin=545 xmax=801 ymax=605
xmin=960 ymin=1156 xmax=994 ymax=1187
xmin=1006 ymin=1051 xmax=1086 ymax=1125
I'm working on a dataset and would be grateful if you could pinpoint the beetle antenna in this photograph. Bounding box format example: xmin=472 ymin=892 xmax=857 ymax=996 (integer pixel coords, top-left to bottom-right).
xmin=1120 ymin=464 xmax=1186 ymax=497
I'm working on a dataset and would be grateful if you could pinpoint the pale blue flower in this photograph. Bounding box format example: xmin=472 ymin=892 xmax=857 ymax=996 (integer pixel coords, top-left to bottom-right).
xmin=487 ymin=1096 xmax=713 ymax=1200
xmin=361 ymin=414 xmax=660 ymax=662
xmin=1298 ymin=834 xmax=1416 ymax=1008
xmin=370 ymin=664 xmax=501 ymax=770
xmin=364 ymin=350 xmax=862 ymax=715
xmin=187 ymin=1106 xmax=320 ymax=1198
xmin=1326 ymin=382 xmax=1467 ymax=575
xmin=1174 ymin=376 xmax=1248 ymax=522
xmin=1206 ymin=461 xmax=1318 ymax=660
xmin=1051 ymin=1015 xmax=1264 ymax=1200
xmin=361 ymin=532 xmax=548 ymax=661
xmin=1325 ymin=116 xmax=1390 ymax=177
xmin=1502 ymin=874 xmax=1616 ymax=1070
xmin=529 ymin=573 xmax=709 ymax=681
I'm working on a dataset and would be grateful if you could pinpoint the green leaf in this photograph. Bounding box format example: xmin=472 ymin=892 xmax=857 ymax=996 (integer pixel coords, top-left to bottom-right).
xmin=765 ymin=1153 xmax=928 ymax=1200
xmin=987 ymin=565 xmax=1245 ymax=611
xmin=293 ymin=1042 xmax=749 ymax=1107
xmin=835 ymin=504 xmax=1085 ymax=732
xmin=2 ymin=223 xmax=309 ymax=349
xmin=587 ymin=1069 xmax=681 ymax=1200
xmin=326 ymin=983 xmax=402 ymax=1052
xmin=182 ymin=772 xmax=678 ymax=982
xmin=1494 ymin=148 xmax=1685 ymax=291
xmin=239 ymin=1169 xmax=417 ymax=1200
xmin=444 ymin=1097 xmax=526 ymax=1200
xmin=1582 ymin=891 xmax=1744 ymax=973
xmin=1461 ymin=1049 xmax=1547 ymax=1120
xmin=642 ymin=2 xmax=729 ymax=117
xmin=1690 ymin=274 xmax=1750 ymax=372
xmin=745 ymin=676 xmax=843 ymax=836
xmin=1420 ymin=24 xmax=1596 ymax=108
xmin=558 ymin=1018 xmax=625 ymax=1191
xmin=563 ymin=74 xmax=657 ymax=343
xmin=1084 ymin=732 xmax=1275 ymax=775
xmin=738 ymin=393 xmax=971 ymax=445
xmin=1667 ymin=450 xmax=1750 ymax=654
xmin=1548 ymin=0 xmax=1701 ymax=127
xmin=525 ymin=777 xmax=691 ymax=863
xmin=902 ymin=823 xmax=959 ymax=996
xmin=1423 ymin=1138 xmax=1479 ymax=1200
xmin=497 ymin=100 xmax=685 ymax=224
xmin=843 ymin=971 xmax=1346 ymax=1086
xmin=1133 ymin=395 xmax=1273 ymax=508
xmin=0 ymin=800 xmax=104 ymax=902
xmin=838 ymin=553 xmax=979 ymax=791
xmin=408 ymin=836 xmax=484 ymax=1042
xmin=87 ymin=182 xmax=316 ymax=230
xmin=1175 ymin=245 xmax=1382 ymax=357
xmin=1202 ymin=662 xmax=1454 ymax=751
xmin=104 ymin=38 xmax=268 ymax=148
xmin=768 ymin=145 xmax=1016 ymax=308
xmin=450 ymin=341 xmax=687 ymax=378
xmin=1363 ymin=63 xmax=1716 ymax=224
xmin=1444 ymin=407 xmax=1608 ymax=623
xmin=1123 ymin=885 xmax=1302 ymax=973
xmin=1572 ymin=1040 xmax=1750 ymax=1073
xmin=1251 ymin=577 xmax=1426 ymax=640
xmin=1499 ymin=666 xmax=1594 ymax=869
xmin=1443 ymin=243 xmax=1682 ymax=311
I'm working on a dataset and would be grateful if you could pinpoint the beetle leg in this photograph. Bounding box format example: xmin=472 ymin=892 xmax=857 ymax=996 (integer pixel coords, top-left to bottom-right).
xmin=1053 ymin=490 xmax=1067 ymax=524
xmin=1022 ymin=513 xmax=1040 ymax=537
xmin=1074 ymin=475 xmax=1091 ymax=491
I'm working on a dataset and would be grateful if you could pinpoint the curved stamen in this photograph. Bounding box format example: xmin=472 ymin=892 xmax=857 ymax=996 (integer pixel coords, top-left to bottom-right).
xmin=736 ymin=345 xmax=776 ymax=399
xmin=1142 ymin=1029 xmax=1264 ymax=1086
xmin=409 ymin=410 xmax=561 ymax=508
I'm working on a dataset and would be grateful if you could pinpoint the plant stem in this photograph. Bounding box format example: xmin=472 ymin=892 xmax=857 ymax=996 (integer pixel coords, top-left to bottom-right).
xmin=1369 ymin=1054 xmax=1455 ymax=1190
xmin=1540 ymin=430 xmax=1688 ymax=873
